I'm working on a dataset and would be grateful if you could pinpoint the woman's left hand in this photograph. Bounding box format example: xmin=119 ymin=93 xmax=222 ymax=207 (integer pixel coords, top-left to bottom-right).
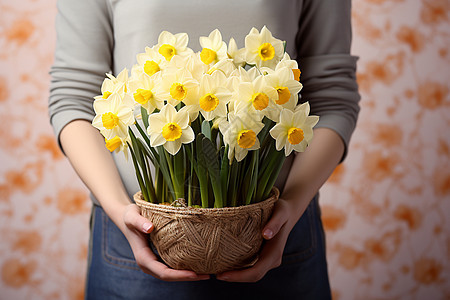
xmin=216 ymin=197 xmax=300 ymax=282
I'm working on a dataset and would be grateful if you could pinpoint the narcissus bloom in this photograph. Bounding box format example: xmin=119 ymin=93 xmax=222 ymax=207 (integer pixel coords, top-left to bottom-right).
xmin=135 ymin=47 xmax=167 ymax=77
xmin=92 ymin=93 xmax=135 ymax=140
xmin=147 ymin=104 xmax=195 ymax=155
xmin=227 ymin=37 xmax=245 ymax=67
xmin=128 ymin=73 xmax=164 ymax=114
xmin=199 ymin=29 xmax=228 ymax=65
xmin=198 ymin=71 xmax=231 ymax=121
xmin=234 ymin=75 xmax=278 ymax=119
xmin=156 ymin=31 xmax=192 ymax=61
xmin=219 ymin=111 xmax=265 ymax=162
xmin=244 ymin=26 xmax=284 ymax=68
xmin=263 ymin=67 xmax=303 ymax=121
xmin=269 ymin=103 xmax=319 ymax=155
xmin=103 ymin=135 xmax=130 ymax=159
xmin=95 ymin=68 xmax=129 ymax=100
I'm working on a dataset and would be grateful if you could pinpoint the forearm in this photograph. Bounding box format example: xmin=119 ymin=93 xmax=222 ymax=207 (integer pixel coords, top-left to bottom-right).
xmin=281 ymin=127 xmax=345 ymax=219
xmin=59 ymin=119 xmax=131 ymax=232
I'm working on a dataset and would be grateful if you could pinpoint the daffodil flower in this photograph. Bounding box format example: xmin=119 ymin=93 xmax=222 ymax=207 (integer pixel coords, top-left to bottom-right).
xmin=263 ymin=67 xmax=303 ymax=121
xmin=244 ymin=26 xmax=284 ymax=68
xmin=92 ymin=93 xmax=135 ymax=140
xmin=103 ymin=135 xmax=130 ymax=159
xmin=198 ymin=71 xmax=232 ymax=121
xmin=269 ymin=103 xmax=319 ymax=155
xmin=147 ymin=104 xmax=195 ymax=155
xmin=227 ymin=37 xmax=245 ymax=68
xmin=128 ymin=73 xmax=164 ymax=114
xmin=156 ymin=31 xmax=192 ymax=61
xmin=234 ymin=75 xmax=278 ymax=119
xmin=135 ymin=46 xmax=167 ymax=77
xmin=95 ymin=68 xmax=129 ymax=100
xmin=219 ymin=111 xmax=265 ymax=162
xmin=199 ymin=29 xmax=228 ymax=65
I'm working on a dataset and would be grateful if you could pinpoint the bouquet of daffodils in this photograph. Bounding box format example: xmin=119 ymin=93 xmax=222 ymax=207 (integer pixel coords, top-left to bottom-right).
xmin=92 ymin=26 xmax=318 ymax=208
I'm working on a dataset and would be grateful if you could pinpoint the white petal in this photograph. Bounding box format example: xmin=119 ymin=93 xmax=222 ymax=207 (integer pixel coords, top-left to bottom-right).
xmin=164 ymin=140 xmax=182 ymax=155
xmin=180 ymin=126 xmax=195 ymax=144
xmin=150 ymin=133 xmax=166 ymax=147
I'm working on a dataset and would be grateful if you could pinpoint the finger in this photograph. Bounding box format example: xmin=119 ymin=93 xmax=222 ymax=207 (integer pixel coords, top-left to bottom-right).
xmin=123 ymin=204 xmax=154 ymax=233
xmin=262 ymin=199 xmax=290 ymax=239
xmin=137 ymin=247 xmax=210 ymax=281
xmin=216 ymin=236 xmax=283 ymax=282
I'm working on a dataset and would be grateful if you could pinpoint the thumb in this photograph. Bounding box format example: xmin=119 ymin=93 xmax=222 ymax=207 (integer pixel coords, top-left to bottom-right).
xmin=123 ymin=204 xmax=154 ymax=234
xmin=262 ymin=200 xmax=289 ymax=240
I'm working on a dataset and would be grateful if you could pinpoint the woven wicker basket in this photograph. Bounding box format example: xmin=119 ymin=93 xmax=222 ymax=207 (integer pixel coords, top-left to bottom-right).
xmin=134 ymin=188 xmax=279 ymax=274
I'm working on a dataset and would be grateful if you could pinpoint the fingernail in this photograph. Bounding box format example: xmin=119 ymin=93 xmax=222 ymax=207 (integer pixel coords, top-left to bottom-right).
xmin=217 ymin=275 xmax=229 ymax=281
xmin=143 ymin=222 xmax=152 ymax=232
xmin=263 ymin=229 xmax=273 ymax=239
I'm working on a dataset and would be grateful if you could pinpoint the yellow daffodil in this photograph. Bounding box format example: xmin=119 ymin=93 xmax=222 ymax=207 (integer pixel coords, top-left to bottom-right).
xmin=234 ymin=75 xmax=278 ymax=119
xmin=244 ymin=26 xmax=284 ymax=68
xmin=263 ymin=67 xmax=303 ymax=121
xmin=95 ymin=68 xmax=129 ymax=100
xmin=199 ymin=29 xmax=228 ymax=65
xmin=147 ymin=104 xmax=194 ymax=155
xmin=156 ymin=31 xmax=192 ymax=61
xmin=103 ymin=135 xmax=130 ymax=159
xmin=219 ymin=111 xmax=264 ymax=162
xmin=227 ymin=38 xmax=245 ymax=67
xmin=92 ymin=93 xmax=135 ymax=140
xmin=198 ymin=71 xmax=232 ymax=121
xmin=128 ymin=73 xmax=164 ymax=114
xmin=269 ymin=103 xmax=319 ymax=155
xmin=160 ymin=68 xmax=200 ymax=120
xmin=135 ymin=46 xmax=167 ymax=77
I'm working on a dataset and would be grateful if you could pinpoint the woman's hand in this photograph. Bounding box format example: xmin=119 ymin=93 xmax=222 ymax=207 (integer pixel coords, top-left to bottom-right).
xmin=121 ymin=204 xmax=210 ymax=282
xmin=216 ymin=198 xmax=299 ymax=282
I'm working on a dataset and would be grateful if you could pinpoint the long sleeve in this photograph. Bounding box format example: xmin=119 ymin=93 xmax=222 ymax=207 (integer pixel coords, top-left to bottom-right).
xmin=296 ymin=0 xmax=360 ymax=160
xmin=48 ymin=0 xmax=114 ymax=150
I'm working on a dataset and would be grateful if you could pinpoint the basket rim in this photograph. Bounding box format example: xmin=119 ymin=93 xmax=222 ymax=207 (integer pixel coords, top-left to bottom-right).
xmin=134 ymin=187 xmax=279 ymax=216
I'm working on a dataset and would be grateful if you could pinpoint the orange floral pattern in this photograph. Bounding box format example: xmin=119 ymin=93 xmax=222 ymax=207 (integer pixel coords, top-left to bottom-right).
xmin=0 ymin=0 xmax=449 ymax=299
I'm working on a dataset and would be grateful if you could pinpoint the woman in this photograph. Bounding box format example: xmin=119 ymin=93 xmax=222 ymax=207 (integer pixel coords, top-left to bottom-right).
xmin=49 ymin=0 xmax=360 ymax=298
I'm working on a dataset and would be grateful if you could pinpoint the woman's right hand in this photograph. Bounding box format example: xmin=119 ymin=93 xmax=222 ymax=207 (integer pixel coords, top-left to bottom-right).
xmin=121 ymin=204 xmax=211 ymax=282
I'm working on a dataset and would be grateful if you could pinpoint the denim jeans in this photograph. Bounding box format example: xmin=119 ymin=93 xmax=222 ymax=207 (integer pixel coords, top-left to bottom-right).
xmin=85 ymin=196 xmax=331 ymax=300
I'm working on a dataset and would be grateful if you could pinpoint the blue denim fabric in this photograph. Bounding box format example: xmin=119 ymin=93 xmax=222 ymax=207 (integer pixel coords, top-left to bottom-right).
xmin=85 ymin=196 xmax=331 ymax=300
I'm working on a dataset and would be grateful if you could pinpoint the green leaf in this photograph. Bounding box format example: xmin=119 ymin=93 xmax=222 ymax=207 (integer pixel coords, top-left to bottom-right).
xmin=141 ymin=106 xmax=149 ymax=129
xmin=201 ymin=136 xmax=223 ymax=208
xmin=195 ymin=133 xmax=209 ymax=207
xmin=201 ymin=120 xmax=212 ymax=140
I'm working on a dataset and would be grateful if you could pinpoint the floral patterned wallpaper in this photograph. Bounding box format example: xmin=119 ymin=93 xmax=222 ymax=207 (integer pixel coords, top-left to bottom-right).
xmin=0 ymin=0 xmax=448 ymax=299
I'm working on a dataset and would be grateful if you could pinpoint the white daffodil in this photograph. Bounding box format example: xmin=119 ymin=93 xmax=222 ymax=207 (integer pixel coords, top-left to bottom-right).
xmin=102 ymin=135 xmax=130 ymax=159
xmin=199 ymin=29 xmax=228 ymax=65
xmin=276 ymin=53 xmax=301 ymax=81
xmin=92 ymin=93 xmax=135 ymax=140
xmin=169 ymin=53 xmax=208 ymax=82
xmin=135 ymin=46 xmax=167 ymax=77
xmin=263 ymin=67 xmax=303 ymax=121
xmin=160 ymin=68 xmax=200 ymax=120
xmin=234 ymin=75 xmax=278 ymax=119
xmin=147 ymin=104 xmax=194 ymax=155
xmin=269 ymin=103 xmax=319 ymax=156
xmin=95 ymin=68 xmax=129 ymax=100
xmin=227 ymin=37 xmax=245 ymax=67
xmin=207 ymin=59 xmax=236 ymax=78
xmin=156 ymin=31 xmax=192 ymax=61
xmin=128 ymin=73 xmax=165 ymax=114
xmin=219 ymin=111 xmax=264 ymax=162
xmin=198 ymin=71 xmax=232 ymax=121
xmin=244 ymin=26 xmax=284 ymax=68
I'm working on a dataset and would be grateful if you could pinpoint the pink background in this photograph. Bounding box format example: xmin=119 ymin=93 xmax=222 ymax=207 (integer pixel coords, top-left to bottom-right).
xmin=0 ymin=0 xmax=449 ymax=299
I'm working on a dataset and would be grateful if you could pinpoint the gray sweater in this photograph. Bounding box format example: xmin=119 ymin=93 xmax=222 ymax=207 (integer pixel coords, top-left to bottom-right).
xmin=49 ymin=0 xmax=360 ymax=203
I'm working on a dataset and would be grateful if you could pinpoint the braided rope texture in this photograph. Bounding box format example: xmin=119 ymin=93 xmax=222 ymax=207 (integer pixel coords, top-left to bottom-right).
xmin=134 ymin=188 xmax=279 ymax=274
